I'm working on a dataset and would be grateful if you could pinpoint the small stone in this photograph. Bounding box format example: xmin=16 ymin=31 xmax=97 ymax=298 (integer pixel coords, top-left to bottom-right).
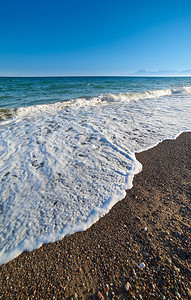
xmin=139 ymin=262 xmax=146 ymax=269
xmin=143 ymin=226 xmax=148 ymax=232
xmin=124 ymin=282 xmax=131 ymax=292
xmin=97 ymin=291 xmax=104 ymax=299
xmin=132 ymin=269 xmax=137 ymax=276
xmin=165 ymin=258 xmax=172 ymax=264
xmin=175 ymin=291 xmax=181 ymax=299
xmin=186 ymin=288 xmax=191 ymax=297
xmin=71 ymin=293 xmax=78 ymax=300
xmin=174 ymin=266 xmax=180 ymax=273
xmin=128 ymin=290 xmax=136 ymax=298
xmin=152 ymin=283 xmax=156 ymax=290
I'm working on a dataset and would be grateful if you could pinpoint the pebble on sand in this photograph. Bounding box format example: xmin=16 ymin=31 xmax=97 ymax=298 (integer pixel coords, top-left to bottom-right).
xmin=71 ymin=292 xmax=78 ymax=300
xmin=97 ymin=291 xmax=104 ymax=299
xmin=125 ymin=282 xmax=131 ymax=291
xmin=139 ymin=262 xmax=146 ymax=269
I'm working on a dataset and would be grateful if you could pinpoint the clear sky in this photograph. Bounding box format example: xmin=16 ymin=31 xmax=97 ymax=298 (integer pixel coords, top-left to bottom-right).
xmin=0 ymin=0 xmax=191 ymax=76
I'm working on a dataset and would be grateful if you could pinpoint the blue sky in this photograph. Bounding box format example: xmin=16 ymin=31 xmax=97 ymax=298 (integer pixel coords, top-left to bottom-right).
xmin=0 ymin=0 xmax=191 ymax=76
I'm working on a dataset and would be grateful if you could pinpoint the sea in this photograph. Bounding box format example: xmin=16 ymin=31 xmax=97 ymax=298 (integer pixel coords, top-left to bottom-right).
xmin=0 ymin=76 xmax=191 ymax=265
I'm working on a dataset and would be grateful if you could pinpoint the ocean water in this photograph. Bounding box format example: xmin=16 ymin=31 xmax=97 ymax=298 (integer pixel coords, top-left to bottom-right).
xmin=0 ymin=76 xmax=191 ymax=265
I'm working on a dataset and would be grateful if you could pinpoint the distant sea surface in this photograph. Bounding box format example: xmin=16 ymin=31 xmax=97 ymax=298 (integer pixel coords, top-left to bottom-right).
xmin=0 ymin=76 xmax=191 ymax=264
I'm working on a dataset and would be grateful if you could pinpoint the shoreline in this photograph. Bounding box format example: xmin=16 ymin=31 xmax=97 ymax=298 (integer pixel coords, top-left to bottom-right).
xmin=0 ymin=132 xmax=191 ymax=299
xmin=0 ymin=131 xmax=187 ymax=267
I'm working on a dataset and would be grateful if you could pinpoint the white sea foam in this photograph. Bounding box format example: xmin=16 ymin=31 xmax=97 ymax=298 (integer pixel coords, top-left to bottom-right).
xmin=0 ymin=88 xmax=191 ymax=265
xmin=100 ymin=89 xmax=172 ymax=102
xmin=1 ymin=87 xmax=190 ymax=121
xmin=182 ymin=86 xmax=191 ymax=94
xmin=14 ymin=88 xmax=184 ymax=119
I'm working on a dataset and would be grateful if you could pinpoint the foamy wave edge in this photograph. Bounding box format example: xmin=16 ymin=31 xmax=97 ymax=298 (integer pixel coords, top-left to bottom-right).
xmin=1 ymin=129 xmax=190 ymax=265
xmin=0 ymin=153 xmax=142 ymax=265
xmin=0 ymin=86 xmax=191 ymax=121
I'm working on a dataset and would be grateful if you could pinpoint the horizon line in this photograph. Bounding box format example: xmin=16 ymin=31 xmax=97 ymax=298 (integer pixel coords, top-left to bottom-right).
xmin=1 ymin=75 xmax=191 ymax=78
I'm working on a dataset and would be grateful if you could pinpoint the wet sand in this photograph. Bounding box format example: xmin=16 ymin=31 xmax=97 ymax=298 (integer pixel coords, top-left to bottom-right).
xmin=0 ymin=132 xmax=191 ymax=299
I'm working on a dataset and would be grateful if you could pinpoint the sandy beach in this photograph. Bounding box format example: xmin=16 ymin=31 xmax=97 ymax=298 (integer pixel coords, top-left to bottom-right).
xmin=0 ymin=132 xmax=190 ymax=299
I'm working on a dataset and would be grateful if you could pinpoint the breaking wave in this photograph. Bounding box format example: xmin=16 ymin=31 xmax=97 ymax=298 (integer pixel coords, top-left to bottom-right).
xmin=1 ymin=87 xmax=191 ymax=121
